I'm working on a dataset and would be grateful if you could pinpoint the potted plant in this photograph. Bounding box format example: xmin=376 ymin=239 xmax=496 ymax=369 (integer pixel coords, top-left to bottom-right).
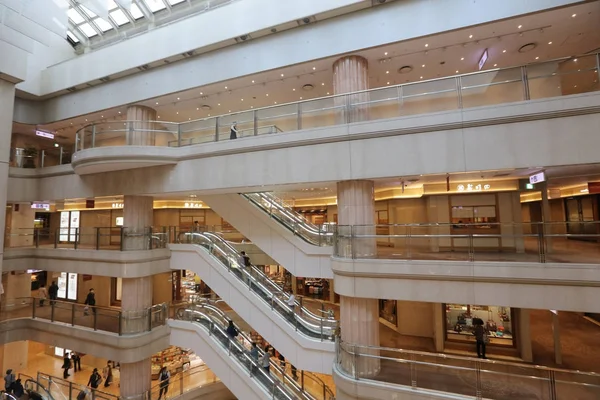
xmin=23 ymin=147 xmax=38 ymax=168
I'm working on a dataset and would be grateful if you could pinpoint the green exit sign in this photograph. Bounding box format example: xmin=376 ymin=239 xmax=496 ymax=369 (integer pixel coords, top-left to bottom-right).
xmin=526 ymin=183 xmax=535 ymax=190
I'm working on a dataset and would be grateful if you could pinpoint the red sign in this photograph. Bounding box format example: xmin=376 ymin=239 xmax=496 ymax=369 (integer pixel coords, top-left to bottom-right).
xmin=588 ymin=182 xmax=600 ymax=194
xmin=83 ymin=275 xmax=92 ymax=281
xmin=86 ymin=200 xmax=95 ymax=209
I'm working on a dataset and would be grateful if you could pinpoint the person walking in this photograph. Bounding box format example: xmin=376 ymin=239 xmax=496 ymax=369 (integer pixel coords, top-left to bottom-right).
xmin=102 ymin=362 xmax=113 ymax=388
xmin=87 ymin=368 xmax=102 ymax=389
xmin=157 ymin=366 xmax=170 ymax=400
xmin=38 ymin=284 xmax=48 ymax=307
xmin=84 ymin=288 xmax=96 ymax=316
xmin=230 ymin=122 xmax=238 ymax=140
xmin=473 ymin=318 xmax=488 ymax=359
xmin=48 ymin=281 xmax=58 ymax=305
xmin=260 ymin=348 xmax=271 ymax=374
xmin=250 ymin=342 xmax=259 ymax=372
xmin=226 ymin=320 xmax=238 ymax=349
xmin=4 ymin=369 xmax=16 ymax=393
xmin=62 ymin=353 xmax=72 ymax=379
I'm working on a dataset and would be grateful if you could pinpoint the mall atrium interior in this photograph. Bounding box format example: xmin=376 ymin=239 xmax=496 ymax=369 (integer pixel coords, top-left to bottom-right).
xmin=1 ymin=0 xmax=600 ymax=399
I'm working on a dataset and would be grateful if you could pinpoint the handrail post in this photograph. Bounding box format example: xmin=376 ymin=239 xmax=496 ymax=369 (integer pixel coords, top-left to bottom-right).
xmin=118 ymin=311 xmax=123 ymax=336
xmin=34 ymin=228 xmax=40 ymax=248
xmin=147 ymin=307 xmax=152 ymax=331
xmin=521 ymin=65 xmax=530 ymax=101
xmin=456 ymin=76 xmax=463 ymax=109
xmin=51 ymin=300 xmax=55 ymax=321
xmin=549 ymin=370 xmax=557 ymax=400
xmin=93 ymin=309 xmax=97 ymax=331
xmin=297 ymin=102 xmax=302 ymax=130
xmin=32 ymin=297 xmax=36 ymax=319
xmin=127 ymin=121 xmax=134 ymax=145
xmin=596 ymin=53 xmax=600 ymax=84
xmin=96 ymin=227 xmax=100 ymax=250
xmin=41 ymin=150 xmax=45 ymax=168
xmin=59 ymin=146 xmax=63 ymax=165
xmin=54 ymin=227 xmax=59 ymax=248
xmin=406 ymin=225 xmax=412 ymax=260
xmin=214 ymin=117 xmax=219 ymax=142
xmin=74 ymin=228 xmax=79 ymax=250
xmin=475 ymin=362 xmax=482 ymax=400
xmin=120 ymin=227 xmax=125 ymax=251
xmin=351 ymin=225 xmax=356 ymax=259
xmin=91 ymin=124 xmax=96 ymax=148
xmin=71 ymin=302 xmax=75 ymax=326
xmin=81 ymin=128 xmax=85 ymax=150
xmin=253 ymin=110 xmax=258 ymax=136
xmin=177 ymin=124 xmax=182 ymax=147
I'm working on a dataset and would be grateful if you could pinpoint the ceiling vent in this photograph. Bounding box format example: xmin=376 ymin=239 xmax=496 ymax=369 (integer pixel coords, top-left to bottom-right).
xmin=66 ymin=87 xmax=77 ymax=93
xmin=372 ymin=0 xmax=387 ymax=4
xmin=398 ymin=65 xmax=413 ymax=74
xmin=302 ymin=84 xmax=314 ymax=91
xmin=518 ymin=43 xmax=537 ymax=53
xmin=235 ymin=34 xmax=252 ymax=43
xmin=99 ymin=76 xmax=110 ymax=82
xmin=181 ymin=51 xmax=194 ymax=58
xmin=137 ymin=64 xmax=150 ymax=71
xmin=201 ymin=105 xmax=211 ymax=110
xmin=296 ymin=16 xmax=316 ymax=26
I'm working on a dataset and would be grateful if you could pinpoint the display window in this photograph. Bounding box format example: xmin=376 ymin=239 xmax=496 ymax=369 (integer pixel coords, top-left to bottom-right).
xmin=445 ymin=304 xmax=514 ymax=347
xmin=57 ymin=272 xmax=78 ymax=301
xmin=151 ymin=346 xmax=204 ymax=379
xmin=59 ymin=211 xmax=80 ymax=242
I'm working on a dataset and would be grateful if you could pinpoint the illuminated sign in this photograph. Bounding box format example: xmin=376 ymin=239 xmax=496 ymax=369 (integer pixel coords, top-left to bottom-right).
xmin=457 ymin=183 xmax=491 ymax=192
xmin=36 ymin=130 xmax=55 ymax=139
xmin=112 ymin=203 xmax=124 ymax=208
xmin=184 ymin=202 xmax=203 ymax=208
xmin=529 ymin=172 xmax=546 ymax=184
xmin=31 ymin=203 xmax=50 ymax=210
xmin=478 ymin=49 xmax=489 ymax=70
xmin=525 ymin=183 xmax=535 ymax=190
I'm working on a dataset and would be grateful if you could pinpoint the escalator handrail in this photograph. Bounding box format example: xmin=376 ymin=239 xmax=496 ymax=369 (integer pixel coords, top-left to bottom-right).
xmin=186 ymin=232 xmax=337 ymax=334
xmin=200 ymin=231 xmax=336 ymax=326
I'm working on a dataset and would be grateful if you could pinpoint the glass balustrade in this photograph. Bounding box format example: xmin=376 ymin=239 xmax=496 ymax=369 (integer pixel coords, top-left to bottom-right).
xmin=242 ymin=192 xmax=334 ymax=246
xmin=10 ymin=146 xmax=73 ymax=169
xmin=3 ymin=227 xmax=169 ymax=251
xmin=336 ymin=340 xmax=600 ymax=400
xmin=0 ymin=297 xmax=168 ymax=336
xmin=176 ymin=302 xmax=335 ymax=400
xmin=180 ymin=231 xmax=337 ymax=341
xmin=70 ymin=54 xmax=599 ymax=153
xmin=334 ymin=221 xmax=600 ymax=264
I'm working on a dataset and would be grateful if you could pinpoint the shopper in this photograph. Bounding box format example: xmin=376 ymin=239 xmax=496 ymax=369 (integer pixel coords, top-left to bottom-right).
xmin=287 ymin=293 xmax=296 ymax=313
xmin=260 ymin=350 xmax=271 ymax=374
xmin=473 ymin=318 xmax=487 ymax=359
xmin=71 ymin=352 xmax=82 ymax=372
xmin=48 ymin=281 xmax=58 ymax=305
xmin=291 ymin=364 xmax=298 ymax=380
xmin=4 ymin=369 xmax=15 ymax=393
xmin=38 ymin=284 xmax=48 ymax=307
xmin=277 ymin=351 xmax=285 ymax=368
xmin=226 ymin=320 xmax=238 ymax=343
xmin=102 ymin=361 xmax=113 ymax=387
xmin=239 ymin=251 xmax=252 ymax=285
xmin=87 ymin=368 xmax=102 ymax=389
xmin=250 ymin=342 xmax=259 ymax=372
xmin=157 ymin=366 xmax=170 ymax=400
xmin=230 ymin=122 xmax=238 ymax=140
xmin=62 ymin=353 xmax=72 ymax=379
xmin=11 ymin=379 xmax=24 ymax=399
xmin=84 ymin=288 xmax=96 ymax=316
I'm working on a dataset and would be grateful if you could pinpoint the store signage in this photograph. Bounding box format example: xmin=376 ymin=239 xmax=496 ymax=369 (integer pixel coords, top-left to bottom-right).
xmin=457 ymin=183 xmax=491 ymax=192
xmin=115 ymin=217 xmax=124 ymax=226
xmin=112 ymin=203 xmax=124 ymax=208
xmin=529 ymin=172 xmax=546 ymax=184
xmin=478 ymin=49 xmax=489 ymax=70
xmin=184 ymin=202 xmax=203 ymax=208
xmin=31 ymin=203 xmax=50 ymax=210
xmin=588 ymin=182 xmax=600 ymax=194
xmin=36 ymin=130 xmax=54 ymax=139
xmin=525 ymin=183 xmax=535 ymax=190
xmin=86 ymin=200 xmax=95 ymax=208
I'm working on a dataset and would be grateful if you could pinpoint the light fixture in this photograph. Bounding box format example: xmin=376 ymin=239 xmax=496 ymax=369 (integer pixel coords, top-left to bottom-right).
xmin=177 ymin=97 xmax=180 ymax=100
xmin=455 ymin=70 xmax=459 ymax=73
xmin=228 ymin=110 xmax=231 ymax=112
xmin=398 ymin=65 xmax=413 ymax=74
xmin=572 ymin=13 xmax=576 ymax=17
xmin=425 ymin=44 xmax=428 ymax=47
xmin=54 ymin=143 xmax=59 ymax=148
xmin=386 ymin=70 xmax=389 ymax=74
xmin=519 ymin=43 xmax=537 ymax=53
xmin=493 ymin=64 xmax=497 ymax=67
xmin=460 ymin=57 xmax=464 ymax=61
xmin=188 ymin=118 xmax=191 ymax=121
xmin=469 ymin=34 xmax=473 ymax=39
xmin=384 ymin=52 xmax=388 ymax=56
xmin=200 ymin=92 xmax=203 ymax=95
xmin=326 ymin=92 xmax=330 ymax=95
xmin=518 ymin=25 xmax=522 ymax=29
xmin=281 ymin=73 xmax=284 ymax=77
xmin=225 ymin=86 xmax=228 ymax=89
xmin=422 ymin=64 xmax=425 ymax=67
xmin=502 ymin=49 xmax=506 ymax=53
xmin=386 ymin=81 xmax=390 ymax=85
xmin=312 ymin=67 xmax=316 ymax=70
xmin=85 ymin=119 xmax=88 ymax=121
xmin=155 ymin=102 xmax=159 ymax=105
xmin=118 ymin=111 xmax=121 ymax=114
xmin=274 ymin=101 xmax=277 ymax=104
xmin=176 ymin=112 xmax=179 ymax=114
xmin=548 ymin=41 xmax=553 ymax=45
xmin=251 ymin=80 xmax=255 ymax=83
xmin=241 ymin=98 xmax=244 ymax=101
xmin=101 ymin=115 xmax=104 ymax=118
xmin=217 ymin=103 xmax=221 ymax=106
xmin=535 ymin=56 xmax=539 ymax=60
xmin=293 ymin=88 xmax=296 ymax=91
xmin=574 ymin=58 xmax=578 ymax=62
xmin=196 ymin=107 xmax=199 ymax=110
xmin=420 ymin=76 xmax=423 ymax=79
xmin=299 ymin=97 xmax=303 ymax=100
xmin=321 ymin=82 xmax=325 ymax=86
xmin=158 ymin=116 xmax=161 ymax=119
xmin=208 ymin=114 xmax=211 ymax=116
xmin=266 ymin=94 xmax=269 ymax=97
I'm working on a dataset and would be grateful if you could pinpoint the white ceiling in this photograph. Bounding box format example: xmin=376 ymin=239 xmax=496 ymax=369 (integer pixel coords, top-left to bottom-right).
xmin=15 ymin=1 xmax=600 ymax=144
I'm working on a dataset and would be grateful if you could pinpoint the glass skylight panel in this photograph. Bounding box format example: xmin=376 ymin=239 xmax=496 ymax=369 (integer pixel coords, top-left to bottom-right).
xmin=67 ymin=31 xmax=80 ymax=43
xmin=130 ymin=4 xmax=144 ymax=19
xmin=167 ymin=0 xmax=186 ymax=5
xmin=80 ymin=5 xmax=97 ymax=18
xmin=145 ymin=0 xmax=167 ymax=12
xmin=94 ymin=17 xmax=113 ymax=32
xmin=107 ymin=0 xmax=119 ymax=9
xmin=110 ymin=9 xmax=129 ymax=25
xmin=79 ymin=23 xmax=98 ymax=37
xmin=67 ymin=8 xmax=85 ymax=24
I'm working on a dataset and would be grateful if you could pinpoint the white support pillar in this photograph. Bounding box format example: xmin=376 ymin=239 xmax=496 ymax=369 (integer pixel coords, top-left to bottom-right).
xmin=0 ymin=80 xmax=16 ymax=276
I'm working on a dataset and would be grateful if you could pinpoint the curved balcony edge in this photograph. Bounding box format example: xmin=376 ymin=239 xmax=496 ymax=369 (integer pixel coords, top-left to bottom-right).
xmin=71 ymin=146 xmax=179 ymax=175
xmin=3 ymin=248 xmax=172 ymax=278
xmin=0 ymin=317 xmax=171 ymax=363
xmin=333 ymin=362 xmax=470 ymax=400
xmin=331 ymin=256 xmax=600 ymax=312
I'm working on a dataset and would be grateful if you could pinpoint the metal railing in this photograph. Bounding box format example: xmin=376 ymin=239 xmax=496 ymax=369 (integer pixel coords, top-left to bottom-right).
xmin=180 ymin=231 xmax=337 ymax=341
xmin=0 ymin=297 xmax=168 ymax=336
xmin=242 ymin=192 xmax=334 ymax=247
xmin=334 ymin=221 xmax=600 ymax=264
xmin=335 ymin=339 xmax=600 ymax=400
xmin=176 ymin=301 xmax=335 ymax=399
xmin=72 ymin=53 xmax=600 ymax=152
xmin=10 ymin=146 xmax=73 ymax=169
xmin=4 ymin=227 xmax=169 ymax=251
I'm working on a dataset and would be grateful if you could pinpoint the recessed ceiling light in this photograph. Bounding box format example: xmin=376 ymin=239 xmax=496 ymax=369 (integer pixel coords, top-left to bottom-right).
xmin=208 ymin=114 xmax=211 ymax=116
xmin=469 ymin=34 xmax=473 ymax=39
xmin=176 ymin=112 xmax=179 ymax=114
xmin=493 ymin=64 xmax=497 ymax=67
xmin=293 ymin=88 xmax=296 ymax=91
xmin=455 ymin=70 xmax=459 ymax=73
xmin=157 ymin=116 xmax=161 ymax=119
xmin=386 ymin=70 xmax=389 ymax=74
xmin=188 ymin=118 xmax=191 ymax=120
xmin=200 ymin=92 xmax=203 ymax=95
xmin=85 ymin=119 xmax=88 ymax=121
xmin=300 ymin=97 xmax=303 ymax=100
xmin=251 ymin=80 xmax=255 ymax=83
xmin=321 ymin=83 xmax=325 ymax=86
xmin=251 ymin=106 xmax=253 ymax=108
xmin=241 ymin=98 xmax=244 ymax=101
xmin=572 ymin=13 xmax=576 ymax=17
xmin=266 ymin=94 xmax=269 ymax=97
xmin=384 ymin=52 xmax=388 ymax=56
xmin=502 ymin=49 xmax=506 ymax=53
xmin=274 ymin=101 xmax=277 ymax=104
xmin=155 ymin=102 xmax=159 ymax=105
xmin=460 ymin=57 xmax=464 ymax=61
xmin=326 ymin=92 xmax=330 ymax=95
xmin=217 ymin=103 xmax=221 ymax=106
xmin=312 ymin=67 xmax=316 ymax=70
xmin=518 ymin=25 xmax=522 ymax=29
xmin=228 ymin=110 xmax=231 ymax=112
xmin=422 ymin=64 xmax=425 ymax=68
xmin=225 ymin=86 xmax=228 ymax=89
xmin=574 ymin=58 xmax=578 ymax=62
xmin=548 ymin=41 xmax=553 ymax=45
xmin=535 ymin=56 xmax=539 ymax=60
xmin=101 ymin=115 xmax=104 ymax=118
xmin=118 ymin=111 xmax=121 ymax=114
xmin=196 ymin=107 xmax=199 ymax=110
xmin=177 ymin=97 xmax=180 ymax=100
xmin=420 ymin=76 xmax=423 ymax=79
xmin=281 ymin=73 xmax=284 ymax=77
xmin=425 ymin=44 xmax=429 ymax=47
xmin=386 ymin=82 xmax=390 ymax=85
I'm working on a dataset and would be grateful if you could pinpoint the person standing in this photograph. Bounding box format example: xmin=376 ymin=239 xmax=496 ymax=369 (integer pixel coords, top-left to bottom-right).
xmin=250 ymin=342 xmax=259 ymax=372
xmin=230 ymin=122 xmax=238 ymax=140
xmin=71 ymin=352 xmax=82 ymax=372
xmin=48 ymin=281 xmax=58 ymax=305
xmin=38 ymin=284 xmax=48 ymax=307
xmin=473 ymin=318 xmax=488 ymax=359
xmin=84 ymin=288 xmax=96 ymax=316
xmin=62 ymin=353 xmax=72 ymax=379
xmin=158 ymin=366 xmax=170 ymax=400
xmin=11 ymin=379 xmax=24 ymax=399
xmin=102 ymin=362 xmax=113 ymax=388
xmin=260 ymin=350 xmax=271 ymax=374
xmin=4 ymin=369 xmax=15 ymax=393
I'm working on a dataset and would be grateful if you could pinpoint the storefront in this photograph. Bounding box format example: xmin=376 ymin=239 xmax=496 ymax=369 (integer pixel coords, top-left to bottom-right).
xmin=445 ymin=304 xmax=515 ymax=347
xmin=151 ymin=346 xmax=204 ymax=380
xmin=56 ymin=272 xmax=78 ymax=301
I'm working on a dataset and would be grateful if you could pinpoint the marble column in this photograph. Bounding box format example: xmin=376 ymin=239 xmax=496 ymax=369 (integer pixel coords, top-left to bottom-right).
xmin=120 ymin=196 xmax=154 ymax=398
xmin=0 ymin=80 xmax=15 ymax=277
xmin=337 ymin=180 xmax=380 ymax=377
xmin=126 ymin=105 xmax=157 ymax=146
xmin=517 ymin=308 xmax=533 ymax=362
xmin=333 ymin=55 xmax=369 ymax=124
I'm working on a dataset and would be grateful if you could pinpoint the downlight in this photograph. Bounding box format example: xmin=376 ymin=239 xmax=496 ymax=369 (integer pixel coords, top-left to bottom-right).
xmin=201 ymin=105 xmax=211 ymax=110
xmin=398 ymin=65 xmax=413 ymax=74
xmin=302 ymin=84 xmax=314 ymax=91
xmin=518 ymin=43 xmax=537 ymax=53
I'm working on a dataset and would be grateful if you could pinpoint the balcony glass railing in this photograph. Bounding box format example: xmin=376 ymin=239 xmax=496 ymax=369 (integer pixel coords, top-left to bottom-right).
xmin=0 ymin=297 xmax=168 ymax=336
xmin=177 ymin=301 xmax=335 ymax=399
xmin=336 ymin=339 xmax=600 ymax=400
xmin=180 ymin=231 xmax=337 ymax=341
xmin=334 ymin=221 xmax=600 ymax=264
xmin=10 ymin=146 xmax=73 ymax=169
xmin=242 ymin=192 xmax=334 ymax=246
xmin=4 ymin=227 xmax=169 ymax=251
xmin=73 ymin=53 xmax=600 ymax=152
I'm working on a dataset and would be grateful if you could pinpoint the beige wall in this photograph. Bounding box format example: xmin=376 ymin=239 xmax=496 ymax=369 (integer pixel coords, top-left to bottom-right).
xmin=77 ymin=274 xmax=111 ymax=307
xmin=152 ymin=272 xmax=172 ymax=304
xmin=7 ymin=203 xmax=35 ymax=247
xmin=0 ymin=341 xmax=28 ymax=371
xmin=3 ymin=272 xmax=32 ymax=299
xmin=396 ymin=301 xmax=435 ymax=338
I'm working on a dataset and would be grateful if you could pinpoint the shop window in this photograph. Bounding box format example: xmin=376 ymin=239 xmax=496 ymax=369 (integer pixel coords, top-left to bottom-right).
xmin=57 ymin=272 xmax=78 ymax=301
xmin=111 ymin=277 xmax=122 ymax=306
xmin=179 ymin=210 xmax=206 ymax=232
xmin=445 ymin=304 xmax=514 ymax=347
xmin=451 ymin=206 xmax=497 ymax=228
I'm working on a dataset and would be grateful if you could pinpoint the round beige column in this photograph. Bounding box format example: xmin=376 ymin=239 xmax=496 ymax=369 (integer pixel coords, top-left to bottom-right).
xmin=126 ymin=105 xmax=157 ymax=146
xmin=120 ymin=195 xmax=155 ymax=398
xmin=337 ymin=180 xmax=380 ymax=377
xmin=333 ymin=56 xmax=369 ymax=124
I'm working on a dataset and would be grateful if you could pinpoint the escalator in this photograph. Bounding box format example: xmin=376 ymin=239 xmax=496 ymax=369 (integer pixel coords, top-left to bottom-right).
xmin=18 ymin=374 xmax=66 ymax=400
xmin=200 ymin=194 xmax=332 ymax=278
xmin=171 ymin=232 xmax=336 ymax=373
xmin=175 ymin=301 xmax=335 ymax=400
